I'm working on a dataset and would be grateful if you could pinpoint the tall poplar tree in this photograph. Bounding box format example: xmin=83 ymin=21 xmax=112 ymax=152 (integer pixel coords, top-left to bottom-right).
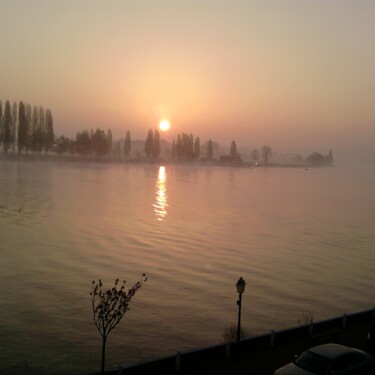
xmin=3 ymin=100 xmax=13 ymax=153
xmin=124 ymin=130 xmax=131 ymax=158
xmin=11 ymin=102 xmax=18 ymax=154
xmin=0 ymin=101 xmax=3 ymax=145
xmin=194 ymin=137 xmax=200 ymax=159
xmin=31 ymin=106 xmax=39 ymax=153
xmin=230 ymin=140 xmax=237 ymax=161
xmin=171 ymin=139 xmax=176 ymax=160
xmin=18 ymin=101 xmax=28 ymax=154
xmin=144 ymin=129 xmax=153 ymax=158
xmin=45 ymin=109 xmax=54 ymax=154
xmin=37 ymin=107 xmax=45 ymax=153
xmin=188 ymin=133 xmax=194 ymax=159
xmin=25 ymin=103 xmax=32 ymax=154
xmin=152 ymin=129 xmax=160 ymax=159
xmin=176 ymin=134 xmax=182 ymax=160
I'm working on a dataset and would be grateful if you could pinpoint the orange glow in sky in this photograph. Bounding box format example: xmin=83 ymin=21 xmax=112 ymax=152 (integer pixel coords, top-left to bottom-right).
xmin=159 ymin=120 xmax=171 ymax=132
xmin=1 ymin=1 xmax=374 ymax=153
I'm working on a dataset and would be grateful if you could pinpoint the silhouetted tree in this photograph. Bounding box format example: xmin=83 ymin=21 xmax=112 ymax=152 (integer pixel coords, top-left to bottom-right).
xmin=207 ymin=139 xmax=213 ymax=160
xmin=55 ymin=135 xmax=71 ymax=155
xmin=92 ymin=128 xmax=109 ymax=157
xmin=68 ymin=137 xmax=76 ymax=156
xmin=262 ymin=145 xmax=272 ymax=164
xmin=124 ymin=130 xmax=131 ymax=158
xmin=187 ymin=133 xmax=194 ymax=159
xmin=182 ymin=134 xmax=187 ymax=159
xmin=223 ymin=322 xmax=248 ymax=343
xmin=230 ymin=140 xmax=237 ymax=161
xmin=44 ymin=109 xmax=54 ymax=154
xmin=36 ymin=106 xmax=45 ymax=153
xmin=194 ymin=137 xmax=200 ymax=159
xmin=106 ymin=129 xmax=113 ymax=155
xmin=31 ymin=106 xmax=39 ymax=153
xmin=145 ymin=129 xmax=153 ymax=158
xmin=0 ymin=100 xmax=45 ymax=154
xmin=25 ymin=103 xmax=32 ymax=154
xmin=3 ymin=100 xmax=12 ymax=153
xmin=152 ymin=129 xmax=160 ymax=159
xmin=17 ymin=101 xmax=28 ymax=154
xmin=171 ymin=139 xmax=176 ymax=160
xmin=0 ymin=101 xmax=3 ymax=145
xmin=306 ymin=150 xmax=334 ymax=166
xmin=90 ymin=275 xmax=147 ymax=375
xmin=76 ymin=130 xmax=91 ymax=157
xmin=173 ymin=132 xmax=195 ymax=160
xmin=11 ymin=102 xmax=17 ymax=154
xmin=176 ymin=134 xmax=182 ymax=160
xmin=306 ymin=151 xmax=325 ymax=165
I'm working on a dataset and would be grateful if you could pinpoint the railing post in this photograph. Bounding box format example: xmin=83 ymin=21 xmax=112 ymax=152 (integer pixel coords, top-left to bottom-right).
xmin=226 ymin=343 xmax=231 ymax=358
xmin=309 ymin=321 xmax=314 ymax=336
xmin=270 ymin=330 xmax=276 ymax=347
xmin=342 ymin=313 xmax=347 ymax=329
xmin=176 ymin=351 xmax=181 ymax=371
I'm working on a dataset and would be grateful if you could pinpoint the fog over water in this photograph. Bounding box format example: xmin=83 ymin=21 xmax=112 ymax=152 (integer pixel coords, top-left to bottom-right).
xmin=0 ymin=154 xmax=374 ymax=374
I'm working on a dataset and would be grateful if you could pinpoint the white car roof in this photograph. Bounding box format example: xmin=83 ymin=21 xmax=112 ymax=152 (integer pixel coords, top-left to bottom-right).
xmin=308 ymin=343 xmax=363 ymax=360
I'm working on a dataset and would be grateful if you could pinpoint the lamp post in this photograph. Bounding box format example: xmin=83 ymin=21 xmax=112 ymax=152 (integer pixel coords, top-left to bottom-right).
xmin=236 ymin=277 xmax=246 ymax=345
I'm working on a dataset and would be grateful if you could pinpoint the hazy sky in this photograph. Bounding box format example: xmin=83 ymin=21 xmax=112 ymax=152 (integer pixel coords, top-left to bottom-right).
xmin=1 ymin=0 xmax=374 ymax=153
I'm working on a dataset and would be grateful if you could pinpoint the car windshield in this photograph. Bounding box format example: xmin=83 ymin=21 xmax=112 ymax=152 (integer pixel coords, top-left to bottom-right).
xmin=294 ymin=350 xmax=331 ymax=375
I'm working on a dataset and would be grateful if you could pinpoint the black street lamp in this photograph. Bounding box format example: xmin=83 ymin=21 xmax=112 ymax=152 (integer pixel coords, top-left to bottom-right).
xmin=236 ymin=277 xmax=246 ymax=345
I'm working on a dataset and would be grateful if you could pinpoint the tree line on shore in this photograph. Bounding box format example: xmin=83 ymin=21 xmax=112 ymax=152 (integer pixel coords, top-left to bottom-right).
xmin=54 ymin=127 xmax=275 ymax=165
xmin=1 ymin=99 xmax=333 ymax=166
xmin=0 ymin=100 xmax=272 ymax=163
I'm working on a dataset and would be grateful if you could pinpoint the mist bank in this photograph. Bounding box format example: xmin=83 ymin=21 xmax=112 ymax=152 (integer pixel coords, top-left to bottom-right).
xmin=2 ymin=144 xmax=374 ymax=169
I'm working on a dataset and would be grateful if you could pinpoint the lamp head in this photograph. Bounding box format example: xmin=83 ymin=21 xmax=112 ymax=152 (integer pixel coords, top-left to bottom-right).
xmin=236 ymin=277 xmax=246 ymax=294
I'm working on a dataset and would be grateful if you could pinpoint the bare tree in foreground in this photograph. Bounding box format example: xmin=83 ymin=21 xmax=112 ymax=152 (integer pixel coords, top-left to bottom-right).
xmin=90 ymin=275 xmax=147 ymax=374
xmin=223 ymin=322 xmax=248 ymax=343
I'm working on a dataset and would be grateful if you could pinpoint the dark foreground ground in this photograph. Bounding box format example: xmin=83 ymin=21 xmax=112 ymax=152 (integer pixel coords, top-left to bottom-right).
xmin=95 ymin=309 xmax=375 ymax=375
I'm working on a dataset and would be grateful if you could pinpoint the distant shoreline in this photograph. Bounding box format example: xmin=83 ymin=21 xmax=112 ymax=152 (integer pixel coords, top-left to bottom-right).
xmin=0 ymin=152 xmax=334 ymax=168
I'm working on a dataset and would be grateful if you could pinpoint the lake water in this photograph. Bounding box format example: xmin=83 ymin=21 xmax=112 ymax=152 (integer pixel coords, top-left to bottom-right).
xmin=0 ymin=156 xmax=375 ymax=374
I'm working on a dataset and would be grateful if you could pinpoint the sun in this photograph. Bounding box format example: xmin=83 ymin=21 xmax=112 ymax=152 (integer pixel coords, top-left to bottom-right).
xmin=159 ymin=119 xmax=170 ymax=132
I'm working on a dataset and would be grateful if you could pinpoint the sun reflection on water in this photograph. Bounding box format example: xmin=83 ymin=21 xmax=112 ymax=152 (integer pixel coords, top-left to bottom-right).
xmin=153 ymin=165 xmax=168 ymax=221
